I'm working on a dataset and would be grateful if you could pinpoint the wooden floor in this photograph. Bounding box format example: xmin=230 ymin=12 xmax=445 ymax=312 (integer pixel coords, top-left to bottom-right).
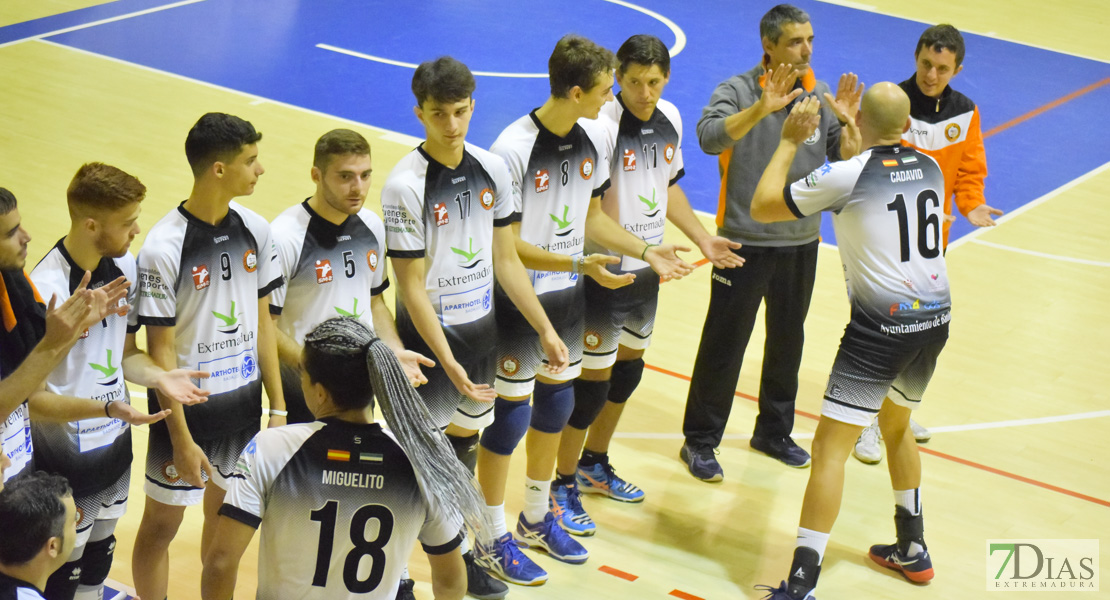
xmin=1 ymin=1 xmax=1107 ymax=598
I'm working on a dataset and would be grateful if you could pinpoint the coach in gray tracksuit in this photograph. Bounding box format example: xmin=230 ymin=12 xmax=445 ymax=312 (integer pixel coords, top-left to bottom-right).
xmin=679 ymin=3 xmax=862 ymax=479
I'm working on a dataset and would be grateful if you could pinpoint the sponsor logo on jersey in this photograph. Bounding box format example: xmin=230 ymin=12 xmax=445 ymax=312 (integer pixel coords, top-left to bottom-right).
xmin=882 ymin=159 xmax=899 ymax=167
xmin=192 ymin=264 xmax=210 ymax=290
xmin=315 ymin=259 xmax=334 ymax=284
xmin=664 ymin=143 xmax=676 ymax=164
xmin=450 ymin=238 xmax=484 ymax=268
xmin=335 ymin=297 xmax=363 ymax=319
xmin=241 ymin=354 xmax=256 ymax=380
xmin=535 ymin=169 xmax=550 ymax=193
xmin=583 ymin=331 xmax=601 ymax=351
xmin=89 ymin=349 xmax=120 ymax=386
xmin=243 ymin=249 xmax=257 ymax=273
xmin=623 ymin=149 xmax=637 ymax=171
xmin=804 ymin=127 xmax=821 ymax=145
xmin=580 ymin=158 xmax=594 ymax=179
xmin=162 ymin=461 xmax=181 ymax=483
xmin=337 ymin=234 xmax=352 ymax=242
xmin=76 ymin=506 xmax=85 ymax=526
xmin=479 ymin=187 xmax=494 ymax=210
xmin=549 ymin=205 xmax=575 ymax=236
xmin=434 ymin=202 xmax=449 ymax=226
xmin=638 ymin=189 xmax=661 ymax=218
xmin=888 ymin=298 xmax=942 ymax=316
xmin=213 ymin=235 xmax=230 ymax=244
xmin=804 ymin=172 xmax=819 ymax=188
xmin=501 ymin=356 xmax=519 ymax=375
xmin=945 ymin=123 xmax=961 ymax=141
xmin=79 ymin=328 xmax=90 ymax=340
xmin=212 ymin=300 xmax=240 ymax=334
xmin=367 ymin=250 xmax=379 ymax=271
xmin=327 ymin=449 xmax=351 ymax=461
xmin=451 ymin=175 xmax=467 ymax=184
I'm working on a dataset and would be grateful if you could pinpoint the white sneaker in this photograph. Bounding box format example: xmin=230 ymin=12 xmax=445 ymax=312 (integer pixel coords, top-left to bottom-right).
xmin=853 ymin=422 xmax=883 ymax=464
xmin=910 ymin=419 xmax=931 ymax=443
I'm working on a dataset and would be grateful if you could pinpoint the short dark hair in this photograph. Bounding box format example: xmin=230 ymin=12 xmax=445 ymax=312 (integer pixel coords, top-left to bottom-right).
xmin=0 ymin=471 xmax=72 ymax=565
xmin=313 ymin=129 xmax=371 ymax=172
xmin=617 ymin=34 xmax=670 ymax=76
xmin=412 ymin=57 xmax=476 ymax=107
xmin=67 ymin=163 xmax=146 ymax=217
xmin=760 ymin=4 xmax=810 ymax=44
xmin=184 ymin=112 xmax=263 ymax=177
xmin=915 ymin=24 xmax=965 ymax=66
xmin=0 ymin=188 xmax=16 ymax=215
xmin=302 ymin=319 xmax=375 ymax=412
xmin=548 ymin=34 xmax=616 ymax=98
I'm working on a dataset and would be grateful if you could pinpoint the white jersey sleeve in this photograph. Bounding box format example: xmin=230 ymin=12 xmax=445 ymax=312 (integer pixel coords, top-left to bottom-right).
xmin=268 ymin=205 xmax=309 ymax=313
xmin=135 ymin=211 xmax=184 ymax=325
xmin=657 ymin=99 xmax=686 ymax=185
xmin=382 ymin=159 xmax=427 ymax=257
xmin=785 ymin=154 xmax=867 ymax=218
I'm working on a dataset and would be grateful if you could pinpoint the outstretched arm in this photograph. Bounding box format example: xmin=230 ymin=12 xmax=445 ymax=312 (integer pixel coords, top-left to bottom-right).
xmin=370 ymin=294 xmax=434 ymax=387
xmin=752 ymin=96 xmax=823 ymax=223
xmin=664 ymin=184 xmax=745 ymax=269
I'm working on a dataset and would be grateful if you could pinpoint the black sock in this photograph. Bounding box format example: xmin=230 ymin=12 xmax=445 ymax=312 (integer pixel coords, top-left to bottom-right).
xmin=579 ymin=448 xmax=607 ymax=468
xmin=552 ymin=472 xmax=575 ymax=487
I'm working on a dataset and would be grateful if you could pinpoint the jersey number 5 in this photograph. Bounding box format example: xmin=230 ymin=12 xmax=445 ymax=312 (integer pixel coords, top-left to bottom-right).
xmin=310 ymin=500 xmax=395 ymax=593
xmin=887 ymin=190 xmax=941 ymax=262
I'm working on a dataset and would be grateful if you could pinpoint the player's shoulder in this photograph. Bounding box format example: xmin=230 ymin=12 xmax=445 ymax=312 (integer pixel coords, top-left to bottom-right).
xmin=383 ymin=149 xmax=428 ymax=190
xmin=252 ymin=422 xmax=324 ymax=457
xmin=229 ymin=201 xmax=272 ymax=233
xmin=29 ymin=242 xmax=69 ymax=292
xmin=466 ymin=142 xmax=512 ymax=178
xmin=944 ymin=87 xmax=977 ymax=116
xmin=655 ymin=98 xmax=682 ymax=127
xmin=113 ymin=251 xmax=138 ymax=280
xmin=270 ymin=201 xmax=311 ymax=236
xmin=140 ymin=208 xmax=188 ymax=256
xmin=355 ymin=206 xmax=386 ymax=231
xmin=575 ymin=117 xmax=608 ymax=153
xmin=490 ymin=114 xmax=538 ymax=155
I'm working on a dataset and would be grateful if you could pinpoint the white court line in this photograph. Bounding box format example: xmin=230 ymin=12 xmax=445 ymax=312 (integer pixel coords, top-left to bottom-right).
xmin=0 ymin=0 xmax=206 ymax=49
xmin=614 ymin=410 xmax=1110 ymax=440
xmin=318 ymin=0 xmax=687 ymax=78
xmin=34 ymin=39 xmax=412 ymax=141
xmin=813 ymin=0 xmax=1110 ymax=64
xmin=947 ymin=160 xmax=1110 ymax=251
xmin=968 ymin=238 xmax=1110 ymax=267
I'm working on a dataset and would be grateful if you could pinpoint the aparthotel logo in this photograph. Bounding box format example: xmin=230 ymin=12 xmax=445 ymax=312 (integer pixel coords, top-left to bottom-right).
xmin=987 ymin=539 xmax=1098 ymax=592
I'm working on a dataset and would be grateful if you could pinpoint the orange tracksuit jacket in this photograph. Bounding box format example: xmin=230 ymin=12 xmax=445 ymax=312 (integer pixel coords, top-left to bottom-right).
xmin=899 ymin=76 xmax=988 ymax=247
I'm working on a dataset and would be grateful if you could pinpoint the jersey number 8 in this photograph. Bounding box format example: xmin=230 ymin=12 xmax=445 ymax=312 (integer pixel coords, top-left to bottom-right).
xmin=310 ymin=500 xmax=395 ymax=593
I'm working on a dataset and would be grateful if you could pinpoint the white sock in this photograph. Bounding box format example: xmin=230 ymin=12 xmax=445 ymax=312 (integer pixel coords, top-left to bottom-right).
xmin=401 ymin=566 xmax=410 ymax=578
xmin=484 ymin=503 xmax=508 ymax=537
xmin=894 ymin=488 xmax=922 ymax=515
xmin=459 ymin=535 xmax=471 ymax=554
xmin=522 ymin=477 xmax=549 ymax=524
xmin=796 ymin=527 xmax=830 ymax=564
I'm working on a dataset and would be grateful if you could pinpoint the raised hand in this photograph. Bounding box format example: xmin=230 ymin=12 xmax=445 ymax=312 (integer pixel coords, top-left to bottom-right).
xmin=781 ymin=96 xmax=823 ymax=145
xmin=155 ymin=369 xmax=211 ymax=405
xmin=967 ymin=204 xmax=1004 ymax=227
xmin=444 ymin=359 xmax=497 ymax=403
xmin=583 ymin=254 xmax=634 ymax=289
xmin=398 ymin=349 xmax=435 ymax=387
xmin=823 ymin=72 xmax=864 ymax=125
xmin=107 ymin=401 xmax=171 ymax=426
xmin=759 ymin=64 xmax=805 ymax=114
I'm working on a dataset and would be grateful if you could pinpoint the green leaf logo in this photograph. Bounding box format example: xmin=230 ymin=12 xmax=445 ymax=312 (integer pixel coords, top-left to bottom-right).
xmin=212 ymin=300 xmax=238 ymax=327
xmin=638 ymin=189 xmax=660 ymax=216
xmin=549 ymin=205 xmax=573 ymax=230
xmin=89 ymin=349 xmax=118 ymax=378
xmin=450 ymin=238 xmax=482 ymax=263
xmin=335 ymin=297 xmax=363 ymax=319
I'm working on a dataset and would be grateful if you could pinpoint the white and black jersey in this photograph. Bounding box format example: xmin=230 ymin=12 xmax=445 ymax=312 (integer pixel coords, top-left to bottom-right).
xmin=490 ymin=111 xmax=610 ymax=311
xmin=135 ymin=202 xmax=283 ymax=439
xmin=270 ymin=201 xmax=389 ymax=342
xmin=221 ymin=419 xmax=463 ymax=600
xmin=381 ymin=143 xmax=515 ymax=360
xmin=0 ymin=571 xmax=45 ymax=600
xmin=29 ymin=241 xmax=136 ymax=497
xmin=785 ymin=145 xmax=951 ymax=339
xmin=595 ymin=94 xmax=685 ymax=271
xmin=0 ymin=402 xmax=31 ymax=484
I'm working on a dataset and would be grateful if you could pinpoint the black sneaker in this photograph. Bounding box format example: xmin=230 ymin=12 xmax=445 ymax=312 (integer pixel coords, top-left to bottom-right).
xmin=464 ymin=550 xmax=509 ymax=600
xmin=750 ymin=435 xmax=811 ymax=468
xmin=679 ymin=443 xmax=724 ymax=482
xmin=395 ymin=578 xmax=416 ymax=600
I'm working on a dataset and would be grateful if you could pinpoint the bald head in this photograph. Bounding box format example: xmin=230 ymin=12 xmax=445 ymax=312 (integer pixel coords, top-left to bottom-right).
xmin=860 ymin=82 xmax=911 ymax=138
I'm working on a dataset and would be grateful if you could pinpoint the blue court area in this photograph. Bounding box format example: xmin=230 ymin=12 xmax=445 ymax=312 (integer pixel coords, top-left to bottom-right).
xmin=4 ymin=0 xmax=1109 ymax=244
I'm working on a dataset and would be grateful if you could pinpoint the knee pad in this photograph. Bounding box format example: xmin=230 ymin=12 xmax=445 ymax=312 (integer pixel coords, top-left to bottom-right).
xmin=479 ymin=398 xmax=532 ymax=456
xmin=79 ymin=534 xmax=116 ymax=587
xmin=608 ymin=358 xmax=645 ymax=405
xmin=447 ymin=433 xmax=480 ymax=474
xmin=530 ymin=381 xmax=575 ymax=434
xmin=567 ymin=379 xmax=610 ymax=430
xmin=45 ymin=559 xmax=83 ymax=600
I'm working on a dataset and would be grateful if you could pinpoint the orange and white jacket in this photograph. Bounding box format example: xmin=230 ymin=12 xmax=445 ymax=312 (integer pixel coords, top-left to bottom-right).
xmin=899 ymin=76 xmax=988 ymax=246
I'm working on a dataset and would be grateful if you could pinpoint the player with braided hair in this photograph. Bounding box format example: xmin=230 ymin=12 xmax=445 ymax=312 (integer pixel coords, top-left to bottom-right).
xmin=202 ymin=317 xmax=485 ymax=600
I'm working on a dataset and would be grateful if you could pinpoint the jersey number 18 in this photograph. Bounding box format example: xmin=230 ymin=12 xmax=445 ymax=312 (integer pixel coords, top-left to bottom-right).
xmin=310 ymin=500 xmax=395 ymax=593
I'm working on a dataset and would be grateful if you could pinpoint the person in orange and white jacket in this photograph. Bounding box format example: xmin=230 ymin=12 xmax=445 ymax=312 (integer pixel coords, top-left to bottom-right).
xmin=853 ymin=24 xmax=1004 ymax=465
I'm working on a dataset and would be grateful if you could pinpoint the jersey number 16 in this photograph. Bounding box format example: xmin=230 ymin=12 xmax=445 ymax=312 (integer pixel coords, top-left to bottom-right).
xmin=887 ymin=190 xmax=941 ymax=262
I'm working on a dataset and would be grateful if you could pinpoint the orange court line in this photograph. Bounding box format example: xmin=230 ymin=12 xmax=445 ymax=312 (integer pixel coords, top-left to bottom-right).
xmin=669 ymin=590 xmax=706 ymax=600
xmin=598 ymin=565 xmax=639 ymax=581
xmin=983 ymin=77 xmax=1110 ymax=139
xmin=642 ymin=362 xmax=1109 ymax=508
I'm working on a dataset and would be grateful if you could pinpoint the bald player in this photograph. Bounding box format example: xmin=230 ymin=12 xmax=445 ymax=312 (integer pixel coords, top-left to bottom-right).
xmin=750 ymin=83 xmax=951 ymax=598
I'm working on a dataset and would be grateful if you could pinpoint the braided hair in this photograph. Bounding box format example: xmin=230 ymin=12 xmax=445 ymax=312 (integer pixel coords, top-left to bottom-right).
xmin=302 ymin=317 xmax=489 ymax=542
